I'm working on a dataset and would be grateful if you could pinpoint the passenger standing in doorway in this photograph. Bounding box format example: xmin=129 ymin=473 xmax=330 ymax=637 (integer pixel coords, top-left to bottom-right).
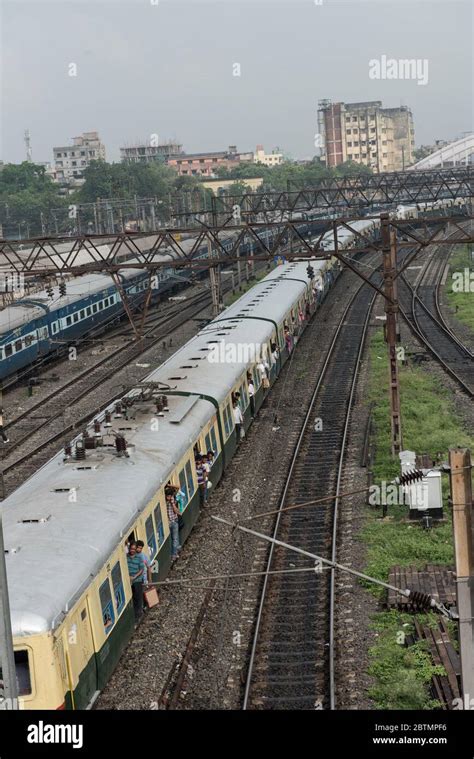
xmin=284 ymin=326 xmax=293 ymax=354
xmin=257 ymin=358 xmax=270 ymax=391
xmin=233 ymin=399 xmax=244 ymax=442
xmin=247 ymin=372 xmax=255 ymax=418
xmin=166 ymin=492 xmax=181 ymax=561
xmin=126 ymin=542 xmax=146 ymax=624
xmin=136 ymin=540 xmax=152 ymax=612
xmin=0 ymin=408 xmax=9 ymax=443
xmin=136 ymin=541 xmax=152 ymax=584
xmin=195 ymin=454 xmax=208 ymax=506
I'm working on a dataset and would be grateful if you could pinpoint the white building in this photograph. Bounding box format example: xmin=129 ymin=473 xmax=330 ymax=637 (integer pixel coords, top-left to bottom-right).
xmin=53 ymin=131 xmax=106 ymax=185
xmin=253 ymin=144 xmax=284 ymax=167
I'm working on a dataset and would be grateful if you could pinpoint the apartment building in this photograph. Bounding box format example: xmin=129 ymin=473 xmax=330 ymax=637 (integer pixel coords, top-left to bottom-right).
xmin=53 ymin=131 xmax=106 ymax=185
xmin=167 ymin=146 xmax=253 ymax=177
xmin=253 ymin=145 xmax=284 ymax=166
xmin=318 ymin=100 xmax=415 ymax=172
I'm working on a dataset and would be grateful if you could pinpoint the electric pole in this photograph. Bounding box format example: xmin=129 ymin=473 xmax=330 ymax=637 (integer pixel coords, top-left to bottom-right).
xmin=208 ymin=195 xmax=223 ymax=317
xmin=0 ymin=514 xmax=18 ymax=709
xmin=449 ymin=448 xmax=474 ymax=703
xmin=381 ymin=212 xmax=402 ymax=456
xmin=24 ymin=129 xmax=32 ymax=163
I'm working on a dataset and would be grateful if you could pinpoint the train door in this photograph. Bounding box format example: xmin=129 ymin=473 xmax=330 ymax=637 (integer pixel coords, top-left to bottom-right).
xmin=76 ymin=601 xmax=97 ymax=708
xmin=64 ymin=602 xmax=97 ymax=709
xmin=53 ymin=635 xmax=72 ymax=709
xmin=37 ymin=322 xmax=51 ymax=357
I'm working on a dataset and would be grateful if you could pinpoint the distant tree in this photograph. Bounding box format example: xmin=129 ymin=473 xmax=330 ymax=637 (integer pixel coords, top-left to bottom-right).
xmin=0 ymin=162 xmax=67 ymax=237
xmin=332 ymin=160 xmax=372 ymax=178
xmin=413 ymin=145 xmax=435 ymax=162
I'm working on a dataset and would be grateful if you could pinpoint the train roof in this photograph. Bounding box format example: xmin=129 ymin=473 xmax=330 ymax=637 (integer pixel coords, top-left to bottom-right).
xmin=147 ymin=261 xmax=312 ymax=404
xmin=3 ymin=392 xmax=216 ymax=637
xmin=0 ymin=227 xmax=240 ymax=278
xmin=0 ymin=226 xmax=257 ymax=336
xmin=0 ymin=268 xmax=146 ymax=336
xmin=2 ymin=260 xmax=315 ymax=637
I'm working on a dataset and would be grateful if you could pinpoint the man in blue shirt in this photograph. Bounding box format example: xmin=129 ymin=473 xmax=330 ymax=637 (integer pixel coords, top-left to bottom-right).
xmin=127 ymin=542 xmax=146 ymax=624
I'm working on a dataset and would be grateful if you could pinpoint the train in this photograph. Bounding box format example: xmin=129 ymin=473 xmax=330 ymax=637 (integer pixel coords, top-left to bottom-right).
xmin=1 ymin=197 xmax=457 ymax=384
xmin=0 ymin=217 xmax=379 ymax=710
xmin=396 ymin=196 xmax=469 ymax=220
xmin=0 ymin=217 xmax=329 ymax=383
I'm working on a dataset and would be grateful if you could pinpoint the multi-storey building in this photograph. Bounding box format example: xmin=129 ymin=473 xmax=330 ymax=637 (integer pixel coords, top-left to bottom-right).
xmin=167 ymin=146 xmax=253 ymax=177
xmin=318 ymin=100 xmax=415 ymax=172
xmin=53 ymin=131 xmax=106 ymax=184
xmin=253 ymin=145 xmax=284 ymax=166
xmin=120 ymin=141 xmax=183 ymax=164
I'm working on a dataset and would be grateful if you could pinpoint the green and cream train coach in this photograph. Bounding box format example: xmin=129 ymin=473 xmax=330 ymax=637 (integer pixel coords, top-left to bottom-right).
xmin=1 ymin=227 xmax=376 ymax=709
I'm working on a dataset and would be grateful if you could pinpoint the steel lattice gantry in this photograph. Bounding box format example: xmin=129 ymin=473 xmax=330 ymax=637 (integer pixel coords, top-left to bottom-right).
xmin=209 ymin=167 xmax=472 ymax=218
xmin=0 ymin=214 xmax=472 ymax=279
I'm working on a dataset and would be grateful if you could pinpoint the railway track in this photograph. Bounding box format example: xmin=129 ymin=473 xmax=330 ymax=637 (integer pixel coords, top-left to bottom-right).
xmin=0 ymin=287 xmax=228 ymax=493
xmin=241 ymin=276 xmax=379 ymax=710
xmin=0 ymin=265 xmax=271 ymax=494
xmin=398 ymin=239 xmax=473 ymax=396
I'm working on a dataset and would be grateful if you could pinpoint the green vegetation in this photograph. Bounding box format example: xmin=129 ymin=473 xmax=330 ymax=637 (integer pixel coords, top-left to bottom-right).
xmin=363 ymin=329 xmax=473 ymax=708
xmin=0 ymin=156 xmax=371 ymax=238
xmin=369 ymin=330 xmax=473 ymax=484
xmin=216 ymin=157 xmax=372 ymax=191
xmin=362 ymin=510 xmax=453 ymax=595
xmin=445 ymin=245 xmax=474 ymax=332
xmin=368 ymin=612 xmax=444 ymax=710
xmin=412 ymin=145 xmax=436 ymax=163
xmin=0 ymin=162 xmax=68 ymax=236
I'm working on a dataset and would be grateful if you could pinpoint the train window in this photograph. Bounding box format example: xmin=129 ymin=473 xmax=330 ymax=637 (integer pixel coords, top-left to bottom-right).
xmin=86 ymin=307 xmax=92 ymax=316
xmin=0 ymin=650 xmax=32 ymax=696
xmin=92 ymin=304 xmax=98 ymax=313
xmin=0 ymin=348 xmax=3 ymax=360
xmin=80 ymin=310 xmax=85 ymax=319
xmin=178 ymin=468 xmax=189 ymax=508
xmin=66 ymin=316 xmax=72 ymax=326
xmin=153 ymin=503 xmax=164 ymax=547
xmin=145 ymin=514 xmax=157 ymax=560
xmin=204 ymin=432 xmax=212 ymax=453
xmin=185 ymin=460 xmax=195 ymax=498
xmin=24 ymin=335 xmax=32 ymax=347
xmin=223 ymin=404 xmax=232 ymax=436
xmin=111 ymin=562 xmax=125 ymax=616
xmin=210 ymin=426 xmax=218 ymax=453
xmin=51 ymin=322 xmax=58 ymax=335
xmin=73 ymin=313 xmax=79 ymax=323
xmin=98 ymin=302 xmax=104 ymax=310
xmin=240 ymin=382 xmax=249 ymax=407
xmin=15 ymin=340 xmax=22 ymax=352
xmin=99 ymin=579 xmax=115 ymax=635
xmin=222 ymin=407 xmax=229 ymax=436
xmin=5 ymin=344 xmax=12 ymax=357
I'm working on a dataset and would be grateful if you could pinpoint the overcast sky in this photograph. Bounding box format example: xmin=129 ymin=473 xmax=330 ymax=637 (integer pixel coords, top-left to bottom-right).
xmin=1 ymin=0 xmax=472 ymax=164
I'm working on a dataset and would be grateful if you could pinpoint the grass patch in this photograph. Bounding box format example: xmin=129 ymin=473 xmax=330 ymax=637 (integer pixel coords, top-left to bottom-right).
xmin=369 ymin=330 xmax=472 ymax=483
xmin=362 ymin=329 xmax=473 ymax=708
xmin=368 ymin=611 xmax=444 ymax=710
xmin=362 ymin=509 xmax=453 ymax=594
xmin=445 ymin=244 xmax=474 ymax=331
